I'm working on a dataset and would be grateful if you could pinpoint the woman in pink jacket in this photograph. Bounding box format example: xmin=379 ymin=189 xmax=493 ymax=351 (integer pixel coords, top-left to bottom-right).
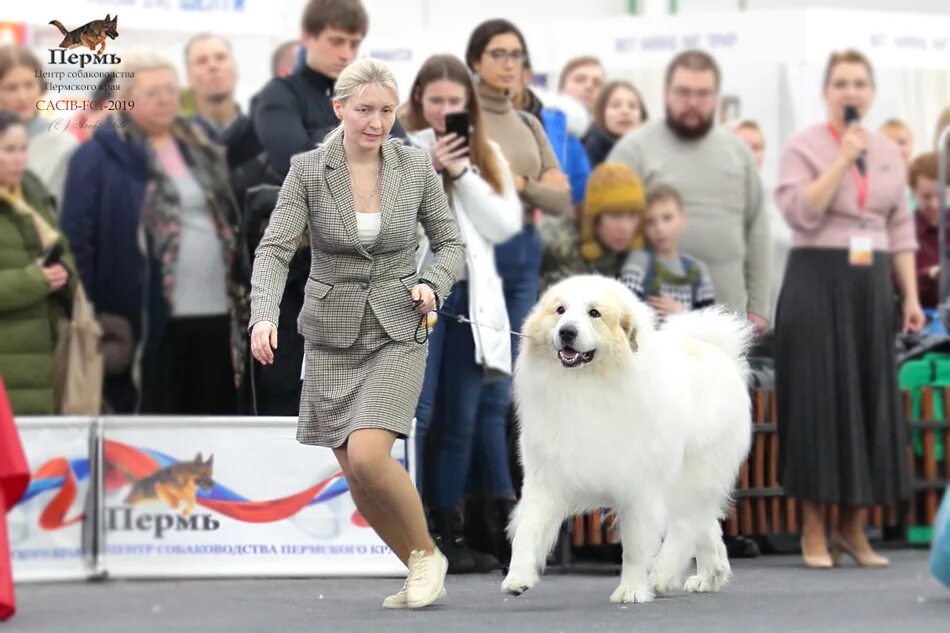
xmin=774 ymin=49 xmax=924 ymax=570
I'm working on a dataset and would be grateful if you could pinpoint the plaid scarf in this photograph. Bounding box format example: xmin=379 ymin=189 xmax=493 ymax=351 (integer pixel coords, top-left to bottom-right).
xmin=121 ymin=114 xmax=248 ymax=389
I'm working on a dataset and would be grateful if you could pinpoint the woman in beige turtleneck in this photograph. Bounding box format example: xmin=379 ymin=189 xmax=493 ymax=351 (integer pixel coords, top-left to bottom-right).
xmin=458 ymin=19 xmax=571 ymax=566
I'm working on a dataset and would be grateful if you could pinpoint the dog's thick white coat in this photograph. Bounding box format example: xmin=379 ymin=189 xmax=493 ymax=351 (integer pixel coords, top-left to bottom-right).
xmin=502 ymin=275 xmax=753 ymax=603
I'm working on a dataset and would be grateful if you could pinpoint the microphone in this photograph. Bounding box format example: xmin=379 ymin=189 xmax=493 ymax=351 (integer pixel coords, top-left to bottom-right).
xmin=843 ymin=105 xmax=866 ymax=175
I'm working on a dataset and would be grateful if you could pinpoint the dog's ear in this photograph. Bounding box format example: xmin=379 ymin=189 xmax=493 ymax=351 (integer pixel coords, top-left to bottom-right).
xmin=520 ymin=302 xmax=548 ymax=345
xmin=105 ymin=14 xmax=111 ymax=21
xmin=619 ymin=307 xmax=639 ymax=353
xmin=205 ymin=454 xmax=214 ymax=466
xmin=194 ymin=452 xmax=203 ymax=463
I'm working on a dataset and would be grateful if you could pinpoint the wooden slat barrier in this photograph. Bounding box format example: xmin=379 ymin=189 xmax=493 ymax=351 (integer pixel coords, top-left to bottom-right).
xmin=568 ymin=387 xmax=949 ymax=549
xmin=945 ymin=387 xmax=950 ymax=483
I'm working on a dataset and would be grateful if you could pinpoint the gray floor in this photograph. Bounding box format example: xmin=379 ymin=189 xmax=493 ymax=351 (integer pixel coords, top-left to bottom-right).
xmin=10 ymin=550 xmax=949 ymax=633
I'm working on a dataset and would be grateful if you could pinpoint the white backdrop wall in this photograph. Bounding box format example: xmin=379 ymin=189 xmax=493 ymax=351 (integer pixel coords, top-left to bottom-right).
xmin=744 ymin=0 xmax=950 ymax=13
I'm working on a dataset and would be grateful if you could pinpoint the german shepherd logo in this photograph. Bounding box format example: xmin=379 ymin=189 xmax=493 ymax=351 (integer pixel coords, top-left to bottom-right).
xmin=49 ymin=14 xmax=119 ymax=55
xmin=123 ymin=453 xmax=215 ymax=518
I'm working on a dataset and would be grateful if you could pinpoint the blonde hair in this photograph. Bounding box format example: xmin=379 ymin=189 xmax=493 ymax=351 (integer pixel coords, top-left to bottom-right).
xmin=325 ymin=58 xmax=398 ymax=143
xmin=336 ymin=58 xmax=398 ymax=100
xmin=733 ymin=118 xmax=762 ymax=134
xmin=880 ymin=118 xmax=912 ymax=140
xmin=115 ymin=50 xmax=178 ymax=98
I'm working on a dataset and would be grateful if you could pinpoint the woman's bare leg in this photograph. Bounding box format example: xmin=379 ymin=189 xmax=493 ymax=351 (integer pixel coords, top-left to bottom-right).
xmin=340 ymin=429 xmax=434 ymax=557
xmin=333 ymin=445 xmax=412 ymax=565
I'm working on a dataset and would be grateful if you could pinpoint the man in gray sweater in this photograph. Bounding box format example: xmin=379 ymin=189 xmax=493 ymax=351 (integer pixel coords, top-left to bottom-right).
xmin=608 ymin=50 xmax=771 ymax=334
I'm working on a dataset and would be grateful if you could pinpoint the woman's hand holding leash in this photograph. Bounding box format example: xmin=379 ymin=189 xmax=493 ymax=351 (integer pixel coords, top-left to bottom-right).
xmin=411 ymin=284 xmax=437 ymax=314
xmin=250 ymin=321 xmax=278 ymax=365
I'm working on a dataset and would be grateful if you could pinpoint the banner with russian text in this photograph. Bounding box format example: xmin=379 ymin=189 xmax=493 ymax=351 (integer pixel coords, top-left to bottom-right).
xmin=101 ymin=417 xmax=407 ymax=578
xmin=10 ymin=417 xmax=96 ymax=582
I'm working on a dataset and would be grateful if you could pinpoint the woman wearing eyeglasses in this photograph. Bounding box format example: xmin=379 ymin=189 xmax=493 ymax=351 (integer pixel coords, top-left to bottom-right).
xmin=60 ymin=51 xmax=247 ymax=415
xmin=458 ymin=19 xmax=572 ymax=565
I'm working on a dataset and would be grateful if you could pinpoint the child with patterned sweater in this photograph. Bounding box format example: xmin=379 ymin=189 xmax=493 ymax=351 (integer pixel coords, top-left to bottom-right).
xmin=619 ymin=183 xmax=715 ymax=317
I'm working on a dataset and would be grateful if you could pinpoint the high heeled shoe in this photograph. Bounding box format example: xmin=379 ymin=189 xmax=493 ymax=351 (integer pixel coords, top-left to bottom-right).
xmin=800 ymin=537 xmax=833 ymax=569
xmin=829 ymin=533 xmax=890 ymax=568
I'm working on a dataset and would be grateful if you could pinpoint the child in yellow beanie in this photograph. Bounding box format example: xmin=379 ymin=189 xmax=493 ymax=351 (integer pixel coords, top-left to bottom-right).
xmin=619 ymin=183 xmax=716 ymax=317
xmin=538 ymin=162 xmax=645 ymax=291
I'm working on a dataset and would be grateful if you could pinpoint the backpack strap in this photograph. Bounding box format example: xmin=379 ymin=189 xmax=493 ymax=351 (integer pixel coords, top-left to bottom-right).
xmin=681 ymin=255 xmax=709 ymax=309
xmin=680 ymin=255 xmax=697 ymax=308
xmin=643 ymin=252 xmax=659 ymax=298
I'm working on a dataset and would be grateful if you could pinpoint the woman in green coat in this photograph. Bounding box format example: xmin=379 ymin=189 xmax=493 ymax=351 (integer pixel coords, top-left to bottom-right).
xmin=0 ymin=109 xmax=77 ymax=415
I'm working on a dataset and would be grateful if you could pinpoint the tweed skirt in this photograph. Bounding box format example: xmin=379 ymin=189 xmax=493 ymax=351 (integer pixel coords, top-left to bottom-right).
xmin=297 ymin=303 xmax=426 ymax=448
xmin=775 ymin=248 xmax=911 ymax=506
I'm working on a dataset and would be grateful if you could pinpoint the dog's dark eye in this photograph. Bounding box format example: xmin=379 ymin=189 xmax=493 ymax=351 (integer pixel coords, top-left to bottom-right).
xmin=589 ymin=309 xmax=601 ymax=319
xmin=556 ymin=306 xmax=565 ymax=315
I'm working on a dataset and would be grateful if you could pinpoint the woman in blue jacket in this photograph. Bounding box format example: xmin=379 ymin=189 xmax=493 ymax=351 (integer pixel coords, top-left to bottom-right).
xmin=60 ymin=52 xmax=246 ymax=414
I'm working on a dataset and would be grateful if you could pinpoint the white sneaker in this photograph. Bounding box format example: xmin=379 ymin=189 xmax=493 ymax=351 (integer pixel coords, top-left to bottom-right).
xmin=382 ymin=580 xmax=408 ymax=609
xmin=382 ymin=582 xmax=446 ymax=609
xmin=405 ymin=549 xmax=448 ymax=608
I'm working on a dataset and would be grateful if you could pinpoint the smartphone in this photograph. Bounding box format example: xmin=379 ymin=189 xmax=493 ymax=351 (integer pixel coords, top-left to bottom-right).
xmin=41 ymin=243 xmax=64 ymax=267
xmin=444 ymin=111 xmax=470 ymax=147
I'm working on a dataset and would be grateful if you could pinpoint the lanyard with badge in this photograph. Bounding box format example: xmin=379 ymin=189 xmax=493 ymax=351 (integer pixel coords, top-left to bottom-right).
xmin=827 ymin=123 xmax=872 ymax=266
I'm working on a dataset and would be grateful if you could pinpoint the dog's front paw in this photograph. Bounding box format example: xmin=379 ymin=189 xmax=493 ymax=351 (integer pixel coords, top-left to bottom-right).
xmin=609 ymin=583 xmax=655 ymax=604
xmin=649 ymin=567 xmax=681 ymax=595
xmin=501 ymin=570 xmax=538 ymax=596
xmin=684 ymin=568 xmax=730 ymax=593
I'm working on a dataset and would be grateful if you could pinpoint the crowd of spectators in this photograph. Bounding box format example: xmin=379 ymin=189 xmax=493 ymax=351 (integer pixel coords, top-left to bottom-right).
xmin=1 ymin=0 xmax=948 ymax=573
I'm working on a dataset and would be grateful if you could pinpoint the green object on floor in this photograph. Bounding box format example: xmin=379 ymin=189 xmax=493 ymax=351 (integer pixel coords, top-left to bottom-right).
xmin=898 ymin=353 xmax=948 ymax=461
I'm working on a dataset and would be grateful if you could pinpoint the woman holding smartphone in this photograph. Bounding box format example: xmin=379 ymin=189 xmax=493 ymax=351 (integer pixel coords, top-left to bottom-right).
xmin=399 ymin=54 xmax=522 ymax=573
xmin=463 ymin=19 xmax=572 ymax=565
xmin=0 ymin=109 xmax=77 ymax=415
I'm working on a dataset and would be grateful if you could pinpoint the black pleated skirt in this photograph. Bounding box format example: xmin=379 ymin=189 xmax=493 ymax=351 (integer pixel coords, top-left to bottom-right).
xmin=775 ymin=248 xmax=911 ymax=506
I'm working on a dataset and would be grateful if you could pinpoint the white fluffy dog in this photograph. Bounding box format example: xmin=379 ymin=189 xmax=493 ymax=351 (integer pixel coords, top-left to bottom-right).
xmin=501 ymin=275 xmax=753 ymax=604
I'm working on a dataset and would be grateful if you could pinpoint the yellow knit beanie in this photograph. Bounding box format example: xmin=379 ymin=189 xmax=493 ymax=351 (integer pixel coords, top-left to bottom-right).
xmin=580 ymin=162 xmax=646 ymax=261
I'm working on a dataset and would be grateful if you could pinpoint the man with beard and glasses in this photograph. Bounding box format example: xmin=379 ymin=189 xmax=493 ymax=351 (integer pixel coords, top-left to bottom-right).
xmin=186 ymin=33 xmax=262 ymax=169
xmin=608 ymin=50 xmax=770 ymax=335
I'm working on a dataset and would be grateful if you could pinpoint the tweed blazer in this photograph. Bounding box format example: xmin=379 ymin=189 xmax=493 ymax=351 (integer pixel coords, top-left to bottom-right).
xmin=249 ymin=134 xmax=465 ymax=349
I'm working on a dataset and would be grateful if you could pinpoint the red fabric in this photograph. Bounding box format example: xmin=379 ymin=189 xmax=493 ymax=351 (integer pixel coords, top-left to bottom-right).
xmin=0 ymin=379 xmax=28 ymax=511
xmin=0 ymin=378 xmax=29 ymax=621
xmin=0 ymin=488 xmax=13 ymax=621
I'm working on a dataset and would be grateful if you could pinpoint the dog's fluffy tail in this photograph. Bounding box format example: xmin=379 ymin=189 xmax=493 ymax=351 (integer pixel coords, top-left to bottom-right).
xmin=662 ymin=306 xmax=755 ymax=366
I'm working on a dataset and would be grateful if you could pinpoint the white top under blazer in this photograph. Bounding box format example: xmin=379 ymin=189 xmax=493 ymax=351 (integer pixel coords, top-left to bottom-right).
xmin=355 ymin=211 xmax=382 ymax=247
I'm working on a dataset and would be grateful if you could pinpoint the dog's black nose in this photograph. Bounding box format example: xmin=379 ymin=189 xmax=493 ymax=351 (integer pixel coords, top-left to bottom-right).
xmin=559 ymin=325 xmax=577 ymax=344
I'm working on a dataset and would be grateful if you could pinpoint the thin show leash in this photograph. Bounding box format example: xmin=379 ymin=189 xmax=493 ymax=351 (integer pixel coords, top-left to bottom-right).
xmin=412 ymin=299 xmax=534 ymax=344
xmin=247 ymin=300 xmax=532 ymax=412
